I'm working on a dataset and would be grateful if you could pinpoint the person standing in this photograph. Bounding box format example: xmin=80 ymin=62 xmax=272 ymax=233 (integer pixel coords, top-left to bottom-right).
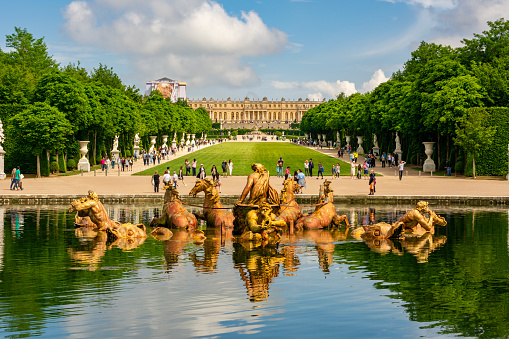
xmin=317 ymin=162 xmax=324 ymax=179
xmin=221 ymin=160 xmax=228 ymax=177
xmin=368 ymin=170 xmax=376 ymax=195
xmin=284 ymin=166 xmax=290 ymax=180
xmin=14 ymin=166 xmax=21 ymax=190
xmin=162 ymin=170 xmax=171 ymax=187
xmin=101 ymin=157 xmax=106 ymax=171
xmin=211 ymin=165 xmax=219 ymax=181
xmin=308 ymin=158 xmax=314 ymax=177
xmin=277 ymin=157 xmax=284 ymax=178
xmin=446 ymin=159 xmax=451 ymax=176
xmin=152 ymin=171 xmax=160 ymax=192
xmin=185 ymin=159 xmax=191 ymax=176
xmin=228 ymin=159 xmax=233 ymax=176
xmin=192 ymin=159 xmax=197 ymax=176
xmin=304 ymin=160 xmax=309 ymax=176
xmin=335 ymin=163 xmax=341 ymax=179
xmin=381 ymin=152 xmax=386 ymax=168
xmin=350 ymin=161 xmax=356 ymax=179
xmin=357 ymin=163 xmax=362 ymax=179
xmin=398 ymin=160 xmax=406 ymax=180
xmin=297 ymin=169 xmax=306 ymax=193
xmin=198 ymin=164 xmax=206 ymax=179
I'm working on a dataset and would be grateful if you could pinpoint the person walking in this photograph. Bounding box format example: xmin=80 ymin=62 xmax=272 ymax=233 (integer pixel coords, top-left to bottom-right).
xmin=10 ymin=167 xmax=17 ymax=190
xmin=101 ymin=157 xmax=106 ymax=171
xmin=335 ymin=163 xmax=341 ymax=179
xmin=446 ymin=159 xmax=451 ymax=176
xmin=228 ymin=159 xmax=233 ymax=176
xmin=363 ymin=161 xmax=369 ymax=180
xmin=357 ymin=163 xmax=362 ymax=179
xmin=172 ymin=171 xmax=179 ymax=188
xmin=308 ymin=158 xmax=314 ymax=177
xmin=304 ymin=160 xmax=309 ymax=176
xmin=179 ymin=166 xmax=186 ymax=186
xmin=317 ymin=162 xmax=324 ymax=179
xmin=381 ymin=152 xmax=386 ymax=168
xmin=211 ymin=165 xmax=219 ymax=181
xmin=398 ymin=160 xmax=406 ymax=180
xmin=152 ymin=171 xmax=160 ymax=192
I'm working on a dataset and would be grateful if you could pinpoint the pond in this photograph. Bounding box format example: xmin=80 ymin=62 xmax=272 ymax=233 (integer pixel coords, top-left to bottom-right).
xmin=0 ymin=204 xmax=508 ymax=338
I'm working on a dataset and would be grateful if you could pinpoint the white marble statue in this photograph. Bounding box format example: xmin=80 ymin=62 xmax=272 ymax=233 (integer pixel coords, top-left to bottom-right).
xmin=0 ymin=119 xmax=4 ymax=144
xmin=373 ymin=134 xmax=379 ymax=148
xmin=134 ymin=133 xmax=140 ymax=147
xmin=112 ymin=135 xmax=119 ymax=151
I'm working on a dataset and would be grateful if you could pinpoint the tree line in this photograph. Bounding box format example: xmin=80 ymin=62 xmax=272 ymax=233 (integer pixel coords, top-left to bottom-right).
xmin=300 ymin=19 xmax=509 ymax=177
xmin=0 ymin=27 xmax=212 ymax=176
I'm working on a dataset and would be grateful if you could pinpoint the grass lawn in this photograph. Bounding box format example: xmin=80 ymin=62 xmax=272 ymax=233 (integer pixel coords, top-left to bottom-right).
xmin=134 ymin=142 xmax=351 ymax=176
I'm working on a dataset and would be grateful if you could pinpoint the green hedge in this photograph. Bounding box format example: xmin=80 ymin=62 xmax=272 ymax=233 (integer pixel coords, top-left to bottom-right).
xmin=40 ymin=152 xmax=50 ymax=177
xmin=468 ymin=107 xmax=509 ymax=176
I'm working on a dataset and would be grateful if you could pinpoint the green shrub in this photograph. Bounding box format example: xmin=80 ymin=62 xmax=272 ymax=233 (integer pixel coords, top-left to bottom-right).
xmin=67 ymin=158 xmax=76 ymax=170
xmin=50 ymin=161 xmax=59 ymax=173
xmin=58 ymin=153 xmax=67 ymax=173
xmin=125 ymin=150 xmax=132 ymax=157
xmin=40 ymin=153 xmax=50 ymax=177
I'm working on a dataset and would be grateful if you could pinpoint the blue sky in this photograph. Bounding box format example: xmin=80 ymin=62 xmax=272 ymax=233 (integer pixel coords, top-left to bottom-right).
xmin=1 ymin=0 xmax=508 ymax=101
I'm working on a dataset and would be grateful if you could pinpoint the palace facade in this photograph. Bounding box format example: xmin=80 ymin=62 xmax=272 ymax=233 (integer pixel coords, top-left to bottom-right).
xmin=188 ymin=97 xmax=324 ymax=124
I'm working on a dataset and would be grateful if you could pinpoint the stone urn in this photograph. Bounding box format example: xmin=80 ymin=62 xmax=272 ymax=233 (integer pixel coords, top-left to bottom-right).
xmin=77 ymin=141 xmax=90 ymax=172
xmin=162 ymin=135 xmax=168 ymax=149
xmin=345 ymin=135 xmax=351 ymax=148
xmin=422 ymin=142 xmax=436 ymax=172
xmin=191 ymin=134 xmax=196 ymax=145
xmin=356 ymin=136 xmax=364 ymax=154
xmin=149 ymin=136 xmax=157 ymax=153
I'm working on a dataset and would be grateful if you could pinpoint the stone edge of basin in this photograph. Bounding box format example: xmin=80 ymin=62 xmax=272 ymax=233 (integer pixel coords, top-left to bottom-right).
xmin=0 ymin=194 xmax=507 ymax=206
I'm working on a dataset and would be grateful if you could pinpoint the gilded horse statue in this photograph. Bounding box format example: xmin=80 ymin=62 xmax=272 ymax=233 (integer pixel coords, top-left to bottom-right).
xmin=189 ymin=178 xmax=235 ymax=228
xmin=150 ymin=185 xmax=198 ymax=230
xmin=69 ymin=191 xmax=147 ymax=239
xmin=295 ymin=180 xmax=349 ymax=229
xmin=277 ymin=178 xmax=301 ymax=224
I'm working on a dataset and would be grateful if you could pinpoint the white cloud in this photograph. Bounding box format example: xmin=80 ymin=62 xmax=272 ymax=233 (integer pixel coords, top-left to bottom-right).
xmin=382 ymin=0 xmax=509 ymax=48
xmin=62 ymin=0 xmax=288 ymax=88
xmin=271 ymin=69 xmax=390 ymax=98
xmin=361 ymin=69 xmax=390 ymax=93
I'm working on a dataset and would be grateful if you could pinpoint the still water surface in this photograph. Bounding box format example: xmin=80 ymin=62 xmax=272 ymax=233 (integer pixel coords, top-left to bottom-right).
xmin=0 ymin=204 xmax=508 ymax=338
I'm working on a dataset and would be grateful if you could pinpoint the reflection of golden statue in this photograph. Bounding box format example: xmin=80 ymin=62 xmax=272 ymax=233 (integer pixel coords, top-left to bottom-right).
xmin=237 ymin=163 xmax=279 ymax=205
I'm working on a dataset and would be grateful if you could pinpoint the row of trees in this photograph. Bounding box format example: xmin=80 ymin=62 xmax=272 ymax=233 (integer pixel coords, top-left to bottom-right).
xmin=0 ymin=27 xmax=212 ymax=176
xmin=300 ymin=19 xmax=509 ymax=177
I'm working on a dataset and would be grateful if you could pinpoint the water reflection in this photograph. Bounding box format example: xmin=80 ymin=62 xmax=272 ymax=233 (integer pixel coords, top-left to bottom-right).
xmin=1 ymin=204 xmax=509 ymax=338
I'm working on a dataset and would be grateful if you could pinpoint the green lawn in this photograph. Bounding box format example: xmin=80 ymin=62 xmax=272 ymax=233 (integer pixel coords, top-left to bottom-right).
xmin=134 ymin=142 xmax=351 ymax=176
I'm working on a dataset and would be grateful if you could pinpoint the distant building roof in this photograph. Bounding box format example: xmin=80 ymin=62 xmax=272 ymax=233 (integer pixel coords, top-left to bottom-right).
xmin=155 ymin=77 xmax=175 ymax=82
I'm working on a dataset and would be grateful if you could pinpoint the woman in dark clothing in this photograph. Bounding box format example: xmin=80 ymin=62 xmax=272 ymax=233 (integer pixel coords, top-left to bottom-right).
xmin=152 ymin=171 xmax=160 ymax=192
xmin=211 ymin=165 xmax=219 ymax=181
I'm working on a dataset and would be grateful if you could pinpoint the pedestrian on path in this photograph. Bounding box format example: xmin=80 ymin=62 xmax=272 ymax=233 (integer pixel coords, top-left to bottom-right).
xmin=304 ymin=160 xmax=309 ymax=176
xmin=179 ymin=166 xmax=186 ymax=186
xmin=297 ymin=169 xmax=306 ymax=193
xmin=335 ymin=163 xmax=341 ymax=179
xmin=317 ymin=162 xmax=324 ymax=179
xmin=398 ymin=161 xmax=406 ymax=180
xmin=192 ymin=159 xmax=197 ymax=176
xmin=162 ymin=170 xmax=171 ymax=187
xmin=9 ymin=167 xmax=16 ymax=190
xmin=309 ymin=159 xmax=314 ymax=177
xmin=369 ymin=170 xmax=376 ymax=195
xmin=350 ymin=161 xmax=356 ymax=179
xmin=152 ymin=171 xmax=160 ymax=193
xmin=228 ymin=159 xmax=233 ymax=176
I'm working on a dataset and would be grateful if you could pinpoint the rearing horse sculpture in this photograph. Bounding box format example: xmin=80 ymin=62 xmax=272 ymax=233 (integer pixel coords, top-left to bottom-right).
xmin=151 ymin=185 xmax=198 ymax=230
xmin=295 ymin=180 xmax=349 ymax=230
xmin=189 ymin=178 xmax=234 ymax=228
xmin=277 ymin=178 xmax=302 ymax=224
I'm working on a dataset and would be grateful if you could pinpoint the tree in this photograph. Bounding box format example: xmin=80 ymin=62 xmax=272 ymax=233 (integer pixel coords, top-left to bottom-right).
xmin=4 ymin=27 xmax=57 ymax=76
xmin=7 ymin=103 xmax=72 ymax=177
xmin=454 ymin=108 xmax=496 ymax=178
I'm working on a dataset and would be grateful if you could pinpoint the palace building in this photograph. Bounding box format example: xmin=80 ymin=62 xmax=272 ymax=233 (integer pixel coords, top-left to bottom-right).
xmin=187 ymin=97 xmax=324 ymax=126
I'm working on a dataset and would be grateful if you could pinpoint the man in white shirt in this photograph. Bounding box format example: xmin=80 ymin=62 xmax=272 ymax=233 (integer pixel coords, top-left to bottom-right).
xmin=173 ymin=171 xmax=179 ymax=188
xmin=162 ymin=170 xmax=172 ymax=187
xmin=398 ymin=161 xmax=406 ymax=180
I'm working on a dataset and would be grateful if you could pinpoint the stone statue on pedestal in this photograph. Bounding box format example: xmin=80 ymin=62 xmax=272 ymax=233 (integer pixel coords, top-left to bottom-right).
xmin=0 ymin=119 xmax=5 ymax=179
